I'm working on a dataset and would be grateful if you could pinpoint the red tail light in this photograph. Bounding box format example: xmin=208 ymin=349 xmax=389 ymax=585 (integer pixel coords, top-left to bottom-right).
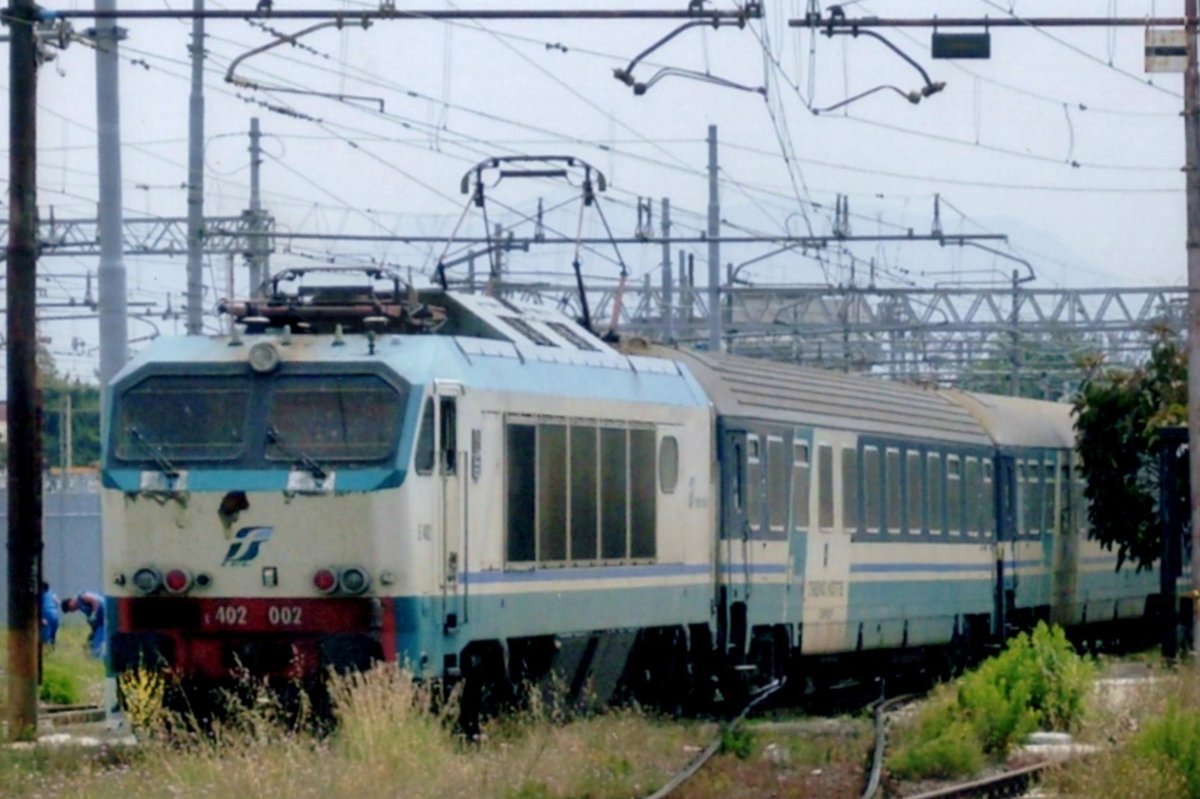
xmin=164 ymin=568 xmax=192 ymax=594
xmin=313 ymin=568 xmax=338 ymax=594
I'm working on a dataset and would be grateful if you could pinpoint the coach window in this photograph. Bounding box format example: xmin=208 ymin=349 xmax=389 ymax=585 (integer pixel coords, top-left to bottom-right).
xmin=630 ymin=428 xmax=657 ymax=558
xmin=659 ymin=436 xmax=679 ymax=494
xmin=1025 ymin=460 xmax=1040 ymax=537
xmin=570 ymin=425 xmax=599 ymax=561
xmin=792 ymin=441 xmax=811 ymax=531
xmin=906 ymin=450 xmax=923 ymax=535
xmin=1016 ymin=462 xmax=1028 ymax=537
xmin=505 ymin=424 xmax=537 ymax=563
xmin=886 ymin=448 xmax=902 ymax=535
xmin=415 ymin=398 xmax=435 ymax=474
xmin=746 ymin=436 xmax=763 ymax=533
xmin=946 ymin=455 xmax=962 ymax=536
xmin=965 ymin=456 xmax=981 ymax=537
xmin=863 ymin=445 xmax=882 ymax=534
xmin=537 ymin=424 xmax=568 ymax=562
xmin=1045 ymin=457 xmax=1059 ymax=535
xmin=600 ymin=428 xmax=629 ymax=560
xmin=1059 ymin=463 xmax=1072 ymax=535
xmin=842 ymin=447 xmax=859 ymax=533
xmin=767 ymin=437 xmax=789 ymax=536
xmin=928 ymin=453 xmax=944 ymax=535
xmin=818 ymin=444 xmax=834 ymax=531
xmin=982 ymin=461 xmax=996 ymax=537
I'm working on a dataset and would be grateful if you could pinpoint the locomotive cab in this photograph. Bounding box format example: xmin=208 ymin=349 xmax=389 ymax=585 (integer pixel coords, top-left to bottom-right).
xmin=104 ymin=354 xmax=414 ymax=685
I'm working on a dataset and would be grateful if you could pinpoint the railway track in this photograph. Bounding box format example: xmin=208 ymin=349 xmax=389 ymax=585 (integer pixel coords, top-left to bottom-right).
xmin=642 ymin=679 xmax=785 ymax=799
xmin=857 ymin=690 xmax=1059 ymax=799
xmin=39 ymin=703 xmax=106 ymax=727
xmin=902 ymin=761 xmax=1052 ymax=799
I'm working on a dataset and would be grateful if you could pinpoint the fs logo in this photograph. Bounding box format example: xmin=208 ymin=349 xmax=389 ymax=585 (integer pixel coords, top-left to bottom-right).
xmin=222 ymin=526 xmax=274 ymax=566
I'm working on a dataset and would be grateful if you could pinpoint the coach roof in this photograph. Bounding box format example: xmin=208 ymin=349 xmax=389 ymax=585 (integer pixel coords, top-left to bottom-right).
xmin=652 ymin=346 xmax=991 ymax=446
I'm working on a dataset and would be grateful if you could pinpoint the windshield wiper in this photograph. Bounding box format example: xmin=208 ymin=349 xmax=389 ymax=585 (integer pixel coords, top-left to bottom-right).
xmin=128 ymin=427 xmax=180 ymax=480
xmin=265 ymin=425 xmax=328 ymax=480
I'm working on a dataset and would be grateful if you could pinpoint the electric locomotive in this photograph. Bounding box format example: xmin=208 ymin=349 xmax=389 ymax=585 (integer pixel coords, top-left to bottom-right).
xmin=103 ymin=268 xmax=714 ymax=707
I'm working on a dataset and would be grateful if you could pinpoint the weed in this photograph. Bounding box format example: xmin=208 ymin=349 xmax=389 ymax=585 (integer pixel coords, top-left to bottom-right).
xmin=719 ymin=724 xmax=755 ymax=759
xmin=1133 ymin=704 xmax=1200 ymax=799
xmin=889 ymin=720 xmax=984 ymax=780
xmin=39 ymin=660 xmax=82 ymax=705
xmin=888 ymin=622 xmax=1093 ymax=780
xmin=118 ymin=667 xmax=168 ymax=733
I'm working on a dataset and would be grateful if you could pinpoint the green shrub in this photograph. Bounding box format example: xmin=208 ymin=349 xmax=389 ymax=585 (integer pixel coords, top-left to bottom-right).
xmin=889 ymin=720 xmax=984 ymax=780
xmin=955 ymin=621 xmax=1092 ymax=755
xmin=720 ymin=725 xmax=755 ymax=760
xmin=40 ymin=661 xmax=82 ymax=705
xmin=1134 ymin=705 xmax=1200 ymax=799
xmin=888 ymin=622 xmax=1093 ymax=779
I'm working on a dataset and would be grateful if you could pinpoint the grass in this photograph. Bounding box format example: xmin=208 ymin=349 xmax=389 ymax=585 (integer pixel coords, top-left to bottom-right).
xmin=0 ymin=623 xmax=107 ymax=716
xmin=887 ymin=622 xmax=1094 ymax=781
xmin=0 ymin=664 xmax=715 ymax=799
xmin=1044 ymin=660 xmax=1200 ymax=799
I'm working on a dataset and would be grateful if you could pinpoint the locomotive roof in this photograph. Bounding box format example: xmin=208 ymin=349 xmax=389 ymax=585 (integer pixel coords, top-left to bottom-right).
xmin=943 ymin=390 xmax=1076 ymax=450
xmin=649 ymin=345 xmax=992 ymax=446
xmin=115 ymin=292 xmax=710 ymax=410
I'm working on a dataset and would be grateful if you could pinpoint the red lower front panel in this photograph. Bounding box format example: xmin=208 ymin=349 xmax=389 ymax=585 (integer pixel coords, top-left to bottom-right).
xmin=113 ymin=597 xmax=392 ymax=680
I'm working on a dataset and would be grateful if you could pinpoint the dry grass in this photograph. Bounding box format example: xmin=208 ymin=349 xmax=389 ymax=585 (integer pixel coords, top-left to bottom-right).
xmin=1043 ymin=659 xmax=1200 ymax=799
xmin=0 ymin=664 xmax=713 ymax=799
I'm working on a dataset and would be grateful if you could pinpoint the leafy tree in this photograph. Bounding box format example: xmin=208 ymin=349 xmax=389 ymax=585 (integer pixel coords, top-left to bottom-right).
xmin=1072 ymin=329 xmax=1187 ymax=571
xmin=0 ymin=347 xmax=103 ymax=470
xmin=42 ymin=375 xmax=102 ymax=469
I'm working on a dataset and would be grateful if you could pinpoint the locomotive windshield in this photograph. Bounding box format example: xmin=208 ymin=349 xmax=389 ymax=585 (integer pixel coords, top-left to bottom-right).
xmin=112 ymin=371 xmax=407 ymax=467
xmin=114 ymin=376 xmax=250 ymax=461
xmin=264 ymin=376 xmax=400 ymax=462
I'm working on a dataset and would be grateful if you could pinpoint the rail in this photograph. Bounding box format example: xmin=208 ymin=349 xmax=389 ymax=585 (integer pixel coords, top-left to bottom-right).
xmin=642 ymin=679 xmax=784 ymax=799
xmin=903 ymin=761 xmax=1052 ymax=799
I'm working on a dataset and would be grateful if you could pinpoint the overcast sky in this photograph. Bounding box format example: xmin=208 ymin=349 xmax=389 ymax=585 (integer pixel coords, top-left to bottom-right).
xmin=2 ymin=0 xmax=1189 ymax=382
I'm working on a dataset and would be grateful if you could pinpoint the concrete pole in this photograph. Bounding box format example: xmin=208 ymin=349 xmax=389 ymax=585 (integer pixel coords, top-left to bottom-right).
xmin=185 ymin=0 xmax=205 ymax=334
xmin=95 ymin=0 xmax=128 ymax=400
xmin=1010 ymin=269 xmax=1021 ymax=397
xmin=661 ymin=198 xmax=673 ymax=342
xmin=1184 ymin=0 xmax=1200 ymax=653
xmin=6 ymin=0 xmax=42 ymax=742
xmin=247 ymin=117 xmax=267 ymax=295
xmin=707 ymin=125 xmax=720 ymax=352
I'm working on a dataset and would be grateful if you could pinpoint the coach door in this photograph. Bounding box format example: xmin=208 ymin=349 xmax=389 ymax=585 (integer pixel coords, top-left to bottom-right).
xmin=717 ymin=425 xmax=755 ymax=659
xmin=993 ymin=454 xmax=1018 ymax=637
xmin=435 ymin=380 xmax=465 ymax=635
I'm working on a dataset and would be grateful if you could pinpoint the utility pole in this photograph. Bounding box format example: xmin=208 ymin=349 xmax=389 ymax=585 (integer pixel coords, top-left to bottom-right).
xmin=247 ymin=117 xmax=268 ymax=295
xmin=7 ymin=0 xmax=42 ymax=742
xmin=707 ymin=125 xmax=720 ymax=352
xmin=661 ymin=197 xmax=673 ymax=342
xmin=1185 ymin=0 xmax=1200 ymax=654
xmin=94 ymin=0 xmax=128 ymax=403
xmin=185 ymin=0 xmax=205 ymax=334
xmin=1010 ymin=269 xmax=1021 ymax=397
xmin=62 ymin=392 xmax=73 ymax=473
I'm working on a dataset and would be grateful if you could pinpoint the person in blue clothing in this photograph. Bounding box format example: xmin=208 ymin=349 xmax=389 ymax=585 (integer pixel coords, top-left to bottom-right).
xmin=40 ymin=581 xmax=59 ymax=646
xmin=62 ymin=590 xmax=105 ymax=658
